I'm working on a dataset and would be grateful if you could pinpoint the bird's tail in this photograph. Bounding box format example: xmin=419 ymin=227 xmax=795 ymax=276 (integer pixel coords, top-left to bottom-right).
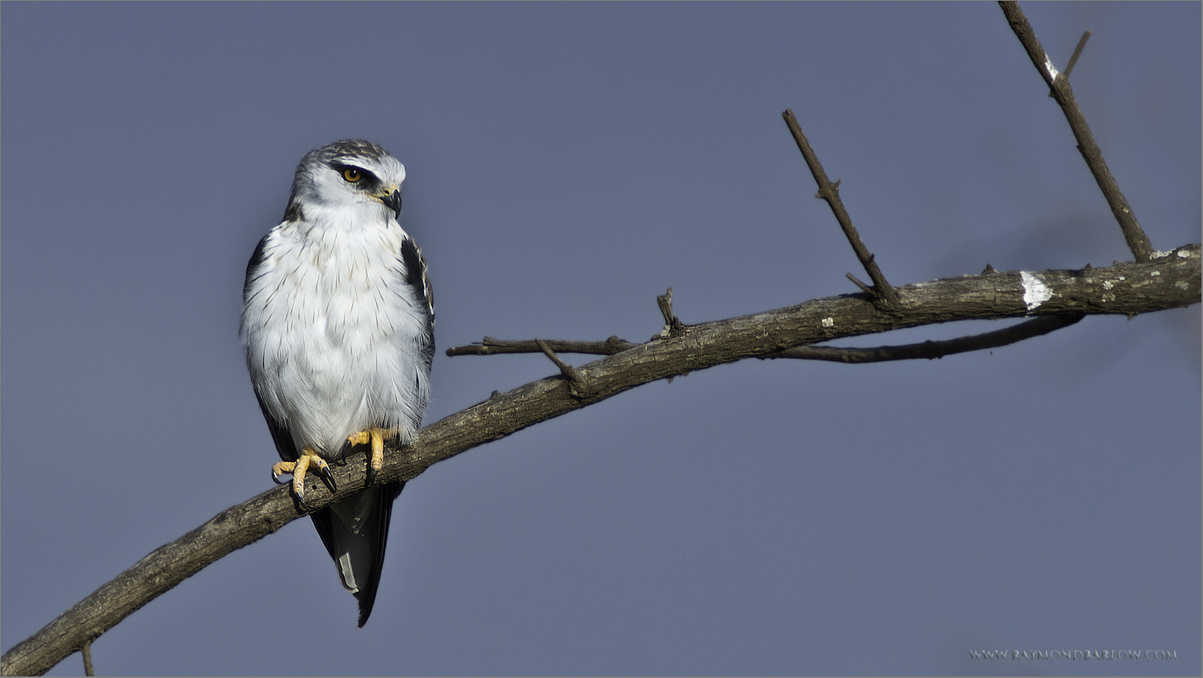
xmin=310 ymin=481 xmax=405 ymax=627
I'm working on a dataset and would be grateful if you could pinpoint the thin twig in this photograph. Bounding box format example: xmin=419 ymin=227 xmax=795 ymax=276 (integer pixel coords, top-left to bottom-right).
xmin=845 ymin=273 xmax=874 ymax=296
xmin=1064 ymin=30 xmax=1091 ymax=79
xmin=782 ymin=108 xmax=899 ymax=305
xmin=764 ymin=313 xmax=1085 ymax=363
xmin=1000 ymin=2 xmax=1154 ymax=262
xmin=1050 ymin=30 xmax=1090 ymax=96
xmin=447 ymin=336 xmax=637 ymax=357
xmin=80 ymin=642 xmax=93 ymax=677
xmin=657 ymin=287 xmax=686 ymax=337
xmin=535 ymin=338 xmax=588 ymax=397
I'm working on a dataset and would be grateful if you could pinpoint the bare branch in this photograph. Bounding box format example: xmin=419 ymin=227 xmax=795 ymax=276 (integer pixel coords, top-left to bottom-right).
xmin=782 ymin=108 xmax=899 ymax=306
xmin=763 ymin=313 xmax=1085 ymax=363
xmin=81 ymin=642 xmax=93 ymax=677
xmin=446 ymin=336 xmax=637 ymax=357
xmin=449 ymin=314 xmax=1087 ymax=365
xmin=3 ymin=247 xmax=1199 ymax=676
xmin=1063 ymin=30 xmax=1091 ymax=80
xmin=845 ymin=272 xmax=875 ymax=297
xmin=999 ymin=2 xmax=1155 ymax=262
xmin=657 ymin=287 xmax=686 ymax=337
xmin=449 ymin=306 xmax=1089 ymax=367
xmin=535 ymin=338 xmax=588 ymax=397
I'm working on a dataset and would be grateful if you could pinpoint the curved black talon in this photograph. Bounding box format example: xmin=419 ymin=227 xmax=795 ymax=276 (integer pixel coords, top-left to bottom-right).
xmin=319 ymin=469 xmax=338 ymax=494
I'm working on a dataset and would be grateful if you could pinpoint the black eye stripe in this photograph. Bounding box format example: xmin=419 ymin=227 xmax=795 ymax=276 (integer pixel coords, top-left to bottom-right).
xmin=331 ymin=163 xmax=378 ymax=185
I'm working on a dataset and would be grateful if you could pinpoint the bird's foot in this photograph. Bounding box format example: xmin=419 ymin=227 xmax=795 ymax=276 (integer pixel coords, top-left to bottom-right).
xmin=272 ymin=448 xmax=337 ymax=510
xmin=347 ymin=427 xmax=396 ymax=486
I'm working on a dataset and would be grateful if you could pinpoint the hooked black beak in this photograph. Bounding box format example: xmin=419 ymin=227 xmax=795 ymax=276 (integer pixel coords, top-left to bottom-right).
xmin=380 ymin=190 xmax=402 ymax=219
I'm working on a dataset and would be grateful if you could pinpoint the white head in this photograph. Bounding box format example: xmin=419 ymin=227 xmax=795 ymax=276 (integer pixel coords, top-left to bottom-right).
xmin=283 ymin=139 xmax=407 ymax=225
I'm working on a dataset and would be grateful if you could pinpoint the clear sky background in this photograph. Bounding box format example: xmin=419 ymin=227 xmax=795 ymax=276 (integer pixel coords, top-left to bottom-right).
xmin=2 ymin=2 xmax=1199 ymax=676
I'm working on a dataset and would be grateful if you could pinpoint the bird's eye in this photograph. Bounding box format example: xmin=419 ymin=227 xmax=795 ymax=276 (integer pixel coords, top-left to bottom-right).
xmin=342 ymin=168 xmax=363 ymax=183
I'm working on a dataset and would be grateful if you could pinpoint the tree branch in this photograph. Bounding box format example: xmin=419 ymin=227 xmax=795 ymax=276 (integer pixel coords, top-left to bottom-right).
xmin=6 ymin=245 xmax=1197 ymax=677
xmin=535 ymin=338 xmax=589 ymax=398
xmin=763 ymin=312 xmax=1085 ymax=363
xmin=999 ymin=2 xmax=1155 ymax=262
xmin=657 ymin=287 xmax=687 ymax=337
xmin=782 ymin=108 xmax=899 ymax=306
xmin=446 ymin=336 xmax=639 ymax=357
xmin=1062 ymin=30 xmax=1091 ymax=81
xmin=445 ymin=308 xmax=1089 ymax=365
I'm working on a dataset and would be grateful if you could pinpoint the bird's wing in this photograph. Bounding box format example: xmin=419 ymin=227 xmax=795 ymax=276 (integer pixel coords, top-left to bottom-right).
xmin=400 ymin=234 xmax=435 ymax=327
xmin=246 ymin=233 xmax=299 ymax=466
xmin=252 ymin=382 xmax=300 ymax=464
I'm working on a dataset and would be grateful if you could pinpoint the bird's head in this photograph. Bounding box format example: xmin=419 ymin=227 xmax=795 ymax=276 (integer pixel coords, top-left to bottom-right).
xmin=284 ymin=139 xmax=406 ymax=223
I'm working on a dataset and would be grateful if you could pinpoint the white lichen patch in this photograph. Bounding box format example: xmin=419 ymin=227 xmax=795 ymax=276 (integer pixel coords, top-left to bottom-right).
xmin=821 ymin=317 xmax=834 ymax=328
xmin=1020 ymin=271 xmax=1053 ymax=311
xmin=1044 ymin=55 xmax=1060 ymax=80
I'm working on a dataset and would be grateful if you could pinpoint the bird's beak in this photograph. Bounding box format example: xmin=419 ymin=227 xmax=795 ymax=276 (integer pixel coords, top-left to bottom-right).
xmin=377 ymin=188 xmax=402 ymax=219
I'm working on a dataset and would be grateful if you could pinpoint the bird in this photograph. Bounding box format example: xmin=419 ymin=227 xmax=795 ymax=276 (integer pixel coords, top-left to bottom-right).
xmin=239 ymin=139 xmax=434 ymax=627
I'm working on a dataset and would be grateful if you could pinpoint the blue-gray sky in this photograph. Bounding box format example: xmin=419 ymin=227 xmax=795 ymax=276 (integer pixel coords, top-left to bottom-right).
xmin=2 ymin=2 xmax=1199 ymax=676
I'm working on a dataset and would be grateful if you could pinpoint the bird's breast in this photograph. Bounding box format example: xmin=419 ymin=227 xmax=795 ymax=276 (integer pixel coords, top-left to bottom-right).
xmin=243 ymin=220 xmax=431 ymax=454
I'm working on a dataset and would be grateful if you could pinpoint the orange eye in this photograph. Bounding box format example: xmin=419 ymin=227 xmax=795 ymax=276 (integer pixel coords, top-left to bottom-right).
xmin=342 ymin=168 xmax=362 ymax=183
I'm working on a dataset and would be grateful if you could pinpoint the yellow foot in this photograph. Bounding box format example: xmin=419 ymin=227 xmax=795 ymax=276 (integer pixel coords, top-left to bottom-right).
xmin=347 ymin=427 xmax=395 ymax=486
xmin=272 ymin=448 xmax=337 ymax=510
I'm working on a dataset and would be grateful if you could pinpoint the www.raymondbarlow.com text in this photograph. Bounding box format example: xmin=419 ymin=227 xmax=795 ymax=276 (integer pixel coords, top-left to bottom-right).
xmin=970 ymin=649 xmax=1177 ymax=660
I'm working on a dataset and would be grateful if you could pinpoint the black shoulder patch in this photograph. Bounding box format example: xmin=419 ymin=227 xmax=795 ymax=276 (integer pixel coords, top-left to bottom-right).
xmin=400 ymin=235 xmax=435 ymax=372
xmin=400 ymin=236 xmax=434 ymax=323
